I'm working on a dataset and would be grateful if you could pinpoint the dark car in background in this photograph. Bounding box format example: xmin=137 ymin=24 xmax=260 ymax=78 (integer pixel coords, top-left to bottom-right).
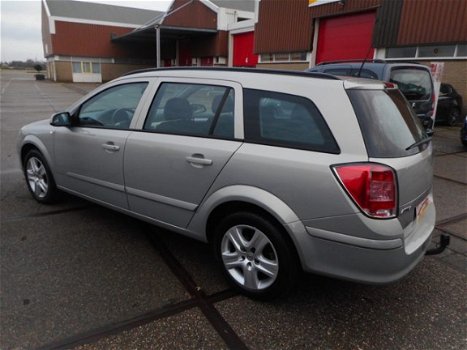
xmin=461 ymin=116 xmax=467 ymax=147
xmin=308 ymin=60 xmax=435 ymax=132
xmin=436 ymin=83 xmax=463 ymax=126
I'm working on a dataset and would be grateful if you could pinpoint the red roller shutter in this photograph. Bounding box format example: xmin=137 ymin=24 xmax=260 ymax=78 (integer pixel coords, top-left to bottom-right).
xmin=233 ymin=32 xmax=258 ymax=67
xmin=316 ymin=11 xmax=376 ymax=64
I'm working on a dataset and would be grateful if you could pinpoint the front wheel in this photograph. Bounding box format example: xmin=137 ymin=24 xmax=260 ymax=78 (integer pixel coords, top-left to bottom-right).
xmin=214 ymin=212 xmax=299 ymax=299
xmin=23 ymin=149 xmax=59 ymax=204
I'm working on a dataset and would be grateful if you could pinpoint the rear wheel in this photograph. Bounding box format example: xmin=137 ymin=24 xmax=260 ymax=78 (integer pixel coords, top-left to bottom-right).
xmin=214 ymin=212 xmax=299 ymax=299
xmin=23 ymin=149 xmax=59 ymax=204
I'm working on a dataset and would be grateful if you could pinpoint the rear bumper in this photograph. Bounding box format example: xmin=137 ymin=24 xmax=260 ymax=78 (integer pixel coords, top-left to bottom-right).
xmin=290 ymin=200 xmax=435 ymax=284
xmin=297 ymin=230 xmax=432 ymax=284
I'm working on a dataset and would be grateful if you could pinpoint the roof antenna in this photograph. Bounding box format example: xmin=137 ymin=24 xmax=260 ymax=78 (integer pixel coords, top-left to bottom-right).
xmin=357 ymin=45 xmax=374 ymax=78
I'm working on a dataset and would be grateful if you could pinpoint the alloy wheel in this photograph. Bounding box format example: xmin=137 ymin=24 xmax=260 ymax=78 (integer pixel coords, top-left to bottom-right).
xmin=221 ymin=224 xmax=279 ymax=290
xmin=26 ymin=157 xmax=49 ymax=199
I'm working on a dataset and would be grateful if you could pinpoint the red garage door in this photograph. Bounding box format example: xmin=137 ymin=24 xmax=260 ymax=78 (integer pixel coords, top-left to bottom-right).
xmin=316 ymin=11 xmax=376 ymax=64
xmin=233 ymin=32 xmax=258 ymax=67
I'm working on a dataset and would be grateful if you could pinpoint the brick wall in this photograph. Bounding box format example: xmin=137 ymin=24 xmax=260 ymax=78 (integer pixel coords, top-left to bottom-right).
xmin=443 ymin=61 xmax=467 ymax=115
xmin=421 ymin=60 xmax=467 ymax=115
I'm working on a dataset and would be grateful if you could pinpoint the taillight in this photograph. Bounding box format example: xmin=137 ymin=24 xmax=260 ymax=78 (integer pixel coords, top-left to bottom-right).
xmin=333 ymin=163 xmax=397 ymax=219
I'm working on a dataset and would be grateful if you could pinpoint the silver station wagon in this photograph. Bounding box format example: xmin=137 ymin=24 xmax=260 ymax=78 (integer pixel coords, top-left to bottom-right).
xmin=18 ymin=68 xmax=436 ymax=298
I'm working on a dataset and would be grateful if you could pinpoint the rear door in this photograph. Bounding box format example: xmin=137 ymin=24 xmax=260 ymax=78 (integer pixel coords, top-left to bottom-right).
xmin=124 ymin=78 xmax=243 ymax=228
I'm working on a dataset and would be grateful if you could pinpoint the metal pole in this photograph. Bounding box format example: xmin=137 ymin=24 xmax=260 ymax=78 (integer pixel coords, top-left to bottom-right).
xmin=155 ymin=25 xmax=161 ymax=68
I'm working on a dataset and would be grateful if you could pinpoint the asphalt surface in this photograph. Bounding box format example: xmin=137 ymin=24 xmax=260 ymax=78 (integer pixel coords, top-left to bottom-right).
xmin=1 ymin=70 xmax=466 ymax=350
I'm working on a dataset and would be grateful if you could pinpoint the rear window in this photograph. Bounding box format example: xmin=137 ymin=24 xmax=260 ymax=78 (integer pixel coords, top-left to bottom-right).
xmin=389 ymin=68 xmax=433 ymax=100
xmin=348 ymin=89 xmax=427 ymax=158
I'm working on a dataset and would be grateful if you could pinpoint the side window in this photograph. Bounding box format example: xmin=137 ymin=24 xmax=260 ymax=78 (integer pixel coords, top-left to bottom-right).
xmin=244 ymin=89 xmax=339 ymax=153
xmin=351 ymin=69 xmax=378 ymax=79
xmin=78 ymin=82 xmax=148 ymax=129
xmin=324 ymin=68 xmax=352 ymax=76
xmin=144 ymin=83 xmax=235 ymax=138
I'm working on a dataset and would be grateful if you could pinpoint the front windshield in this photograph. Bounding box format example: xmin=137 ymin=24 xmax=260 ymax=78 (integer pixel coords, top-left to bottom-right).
xmin=390 ymin=68 xmax=432 ymax=100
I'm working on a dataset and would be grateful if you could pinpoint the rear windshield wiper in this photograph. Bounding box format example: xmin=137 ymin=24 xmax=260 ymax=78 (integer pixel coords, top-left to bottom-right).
xmin=405 ymin=136 xmax=432 ymax=151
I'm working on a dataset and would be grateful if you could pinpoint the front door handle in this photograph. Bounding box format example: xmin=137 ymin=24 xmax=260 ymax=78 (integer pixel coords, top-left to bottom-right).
xmin=102 ymin=142 xmax=120 ymax=152
xmin=186 ymin=154 xmax=213 ymax=167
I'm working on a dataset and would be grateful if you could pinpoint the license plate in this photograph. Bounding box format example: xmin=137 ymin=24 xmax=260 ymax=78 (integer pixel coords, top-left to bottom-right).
xmin=416 ymin=194 xmax=432 ymax=223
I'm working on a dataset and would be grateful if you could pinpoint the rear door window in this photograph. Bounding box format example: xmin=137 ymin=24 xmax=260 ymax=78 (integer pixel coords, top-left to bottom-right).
xmin=348 ymin=89 xmax=427 ymax=158
xmin=243 ymin=89 xmax=339 ymax=153
xmin=144 ymin=82 xmax=234 ymax=138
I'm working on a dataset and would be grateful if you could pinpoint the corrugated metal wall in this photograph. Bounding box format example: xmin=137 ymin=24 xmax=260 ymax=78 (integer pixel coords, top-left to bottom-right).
xmin=52 ymin=21 xmax=154 ymax=59
xmin=372 ymin=0 xmax=403 ymax=48
xmin=397 ymin=0 xmax=467 ymax=46
xmin=191 ymin=31 xmax=228 ymax=57
xmin=163 ymin=0 xmax=217 ymax=30
xmin=254 ymin=0 xmax=313 ymax=54
xmin=308 ymin=0 xmax=381 ymax=17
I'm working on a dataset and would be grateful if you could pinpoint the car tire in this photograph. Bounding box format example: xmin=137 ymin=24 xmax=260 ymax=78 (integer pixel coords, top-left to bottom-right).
xmin=447 ymin=107 xmax=460 ymax=126
xmin=23 ymin=149 xmax=59 ymax=204
xmin=213 ymin=211 xmax=299 ymax=299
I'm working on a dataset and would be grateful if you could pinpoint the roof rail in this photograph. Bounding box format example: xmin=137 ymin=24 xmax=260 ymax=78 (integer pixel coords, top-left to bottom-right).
xmin=122 ymin=66 xmax=341 ymax=80
xmin=317 ymin=59 xmax=387 ymax=66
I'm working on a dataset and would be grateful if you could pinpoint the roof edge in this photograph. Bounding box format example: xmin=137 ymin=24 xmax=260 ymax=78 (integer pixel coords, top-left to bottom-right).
xmin=200 ymin=0 xmax=219 ymax=13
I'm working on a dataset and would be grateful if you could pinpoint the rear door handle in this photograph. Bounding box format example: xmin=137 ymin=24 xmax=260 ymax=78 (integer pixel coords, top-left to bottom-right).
xmin=102 ymin=142 xmax=120 ymax=152
xmin=186 ymin=154 xmax=213 ymax=167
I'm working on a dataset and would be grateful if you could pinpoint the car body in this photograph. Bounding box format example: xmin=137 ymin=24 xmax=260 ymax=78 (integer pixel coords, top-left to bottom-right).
xmin=436 ymin=83 xmax=463 ymax=126
xmin=18 ymin=68 xmax=435 ymax=298
xmin=461 ymin=116 xmax=467 ymax=147
xmin=307 ymin=61 xmax=436 ymax=132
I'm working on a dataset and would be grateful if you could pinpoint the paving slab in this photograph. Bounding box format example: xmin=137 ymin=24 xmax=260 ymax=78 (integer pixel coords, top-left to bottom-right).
xmin=439 ymin=218 xmax=467 ymax=240
xmin=432 ymin=177 xmax=467 ymax=222
xmin=1 ymin=206 xmax=189 ymax=349
xmin=432 ymin=127 xmax=465 ymax=155
xmin=215 ymin=258 xmax=467 ymax=350
xmin=434 ymin=154 xmax=467 ymax=184
xmin=75 ymin=308 xmax=227 ymax=350
xmin=153 ymin=227 xmax=230 ymax=296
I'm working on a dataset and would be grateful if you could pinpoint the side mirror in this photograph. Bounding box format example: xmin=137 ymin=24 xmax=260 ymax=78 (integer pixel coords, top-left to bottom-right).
xmin=50 ymin=112 xmax=72 ymax=127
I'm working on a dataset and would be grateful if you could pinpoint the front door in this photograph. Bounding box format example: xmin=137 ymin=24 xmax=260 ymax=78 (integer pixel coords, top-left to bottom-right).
xmin=53 ymin=81 xmax=150 ymax=208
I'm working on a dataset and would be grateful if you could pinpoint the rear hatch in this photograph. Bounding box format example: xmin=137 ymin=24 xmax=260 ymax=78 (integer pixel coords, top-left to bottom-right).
xmin=346 ymin=86 xmax=433 ymax=217
xmin=389 ymin=67 xmax=434 ymax=124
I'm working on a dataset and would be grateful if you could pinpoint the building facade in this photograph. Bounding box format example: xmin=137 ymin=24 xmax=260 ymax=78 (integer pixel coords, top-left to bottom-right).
xmin=254 ymin=0 xmax=467 ymax=108
xmin=42 ymin=0 xmax=164 ymax=82
xmin=42 ymin=0 xmax=257 ymax=82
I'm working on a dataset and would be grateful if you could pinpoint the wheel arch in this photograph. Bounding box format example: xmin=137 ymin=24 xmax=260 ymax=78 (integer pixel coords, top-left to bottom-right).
xmin=20 ymin=136 xmax=54 ymax=172
xmin=188 ymin=185 xmax=306 ymax=264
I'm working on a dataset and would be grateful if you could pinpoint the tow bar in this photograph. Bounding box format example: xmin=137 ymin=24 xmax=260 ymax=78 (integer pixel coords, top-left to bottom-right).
xmin=425 ymin=234 xmax=450 ymax=255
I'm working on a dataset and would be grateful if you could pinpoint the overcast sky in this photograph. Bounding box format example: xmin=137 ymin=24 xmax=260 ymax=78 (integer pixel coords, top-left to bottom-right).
xmin=0 ymin=0 xmax=171 ymax=62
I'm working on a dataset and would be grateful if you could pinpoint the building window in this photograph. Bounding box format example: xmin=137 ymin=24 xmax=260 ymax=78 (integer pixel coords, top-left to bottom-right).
xmin=72 ymin=61 xmax=101 ymax=74
xmin=385 ymin=44 xmax=466 ymax=60
xmin=259 ymin=52 xmax=308 ymax=63
xmin=457 ymin=44 xmax=467 ymax=57
xmin=418 ymin=45 xmax=456 ymax=58
xmin=386 ymin=47 xmax=417 ymax=58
